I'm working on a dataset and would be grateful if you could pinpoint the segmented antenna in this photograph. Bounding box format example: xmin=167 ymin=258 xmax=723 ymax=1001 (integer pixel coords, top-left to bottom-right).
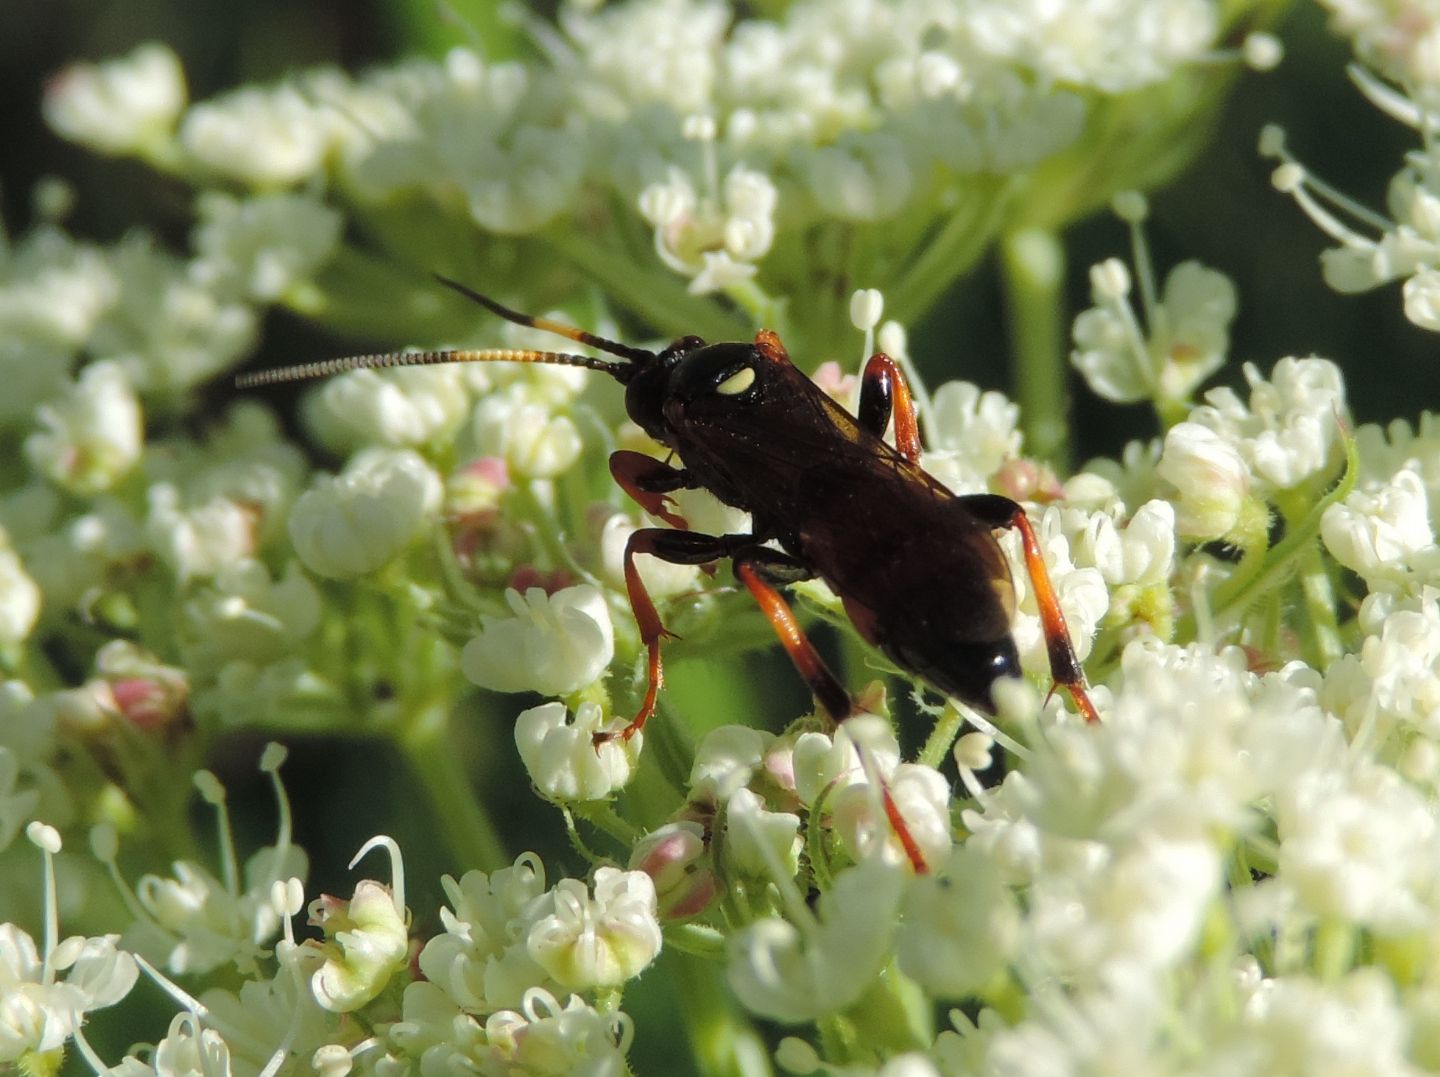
xmin=434 ymin=275 xmax=656 ymax=365
xmin=235 ymin=277 xmax=658 ymax=390
xmin=234 ymin=347 xmax=629 ymax=390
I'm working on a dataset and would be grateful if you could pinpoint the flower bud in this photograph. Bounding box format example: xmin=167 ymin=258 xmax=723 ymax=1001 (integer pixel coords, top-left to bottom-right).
xmin=43 ymin=43 xmax=186 ymax=156
xmin=629 ymin=822 xmax=716 ymax=919
xmin=288 ymin=449 xmax=441 ymax=579
xmin=1156 ymin=422 xmax=1251 ymax=539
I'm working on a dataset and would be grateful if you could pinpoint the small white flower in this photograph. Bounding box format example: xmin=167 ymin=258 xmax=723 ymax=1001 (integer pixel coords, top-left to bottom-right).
xmin=25 ymin=361 xmax=142 ymax=495
xmin=1323 ymin=591 xmax=1440 ymax=750
xmin=1072 ymin=500 xmax=1176 ymax=588
xmin=472 ymin=386 xmax=583 ymax=479
xmin=178 ymin=560 xmax=322 ymax=673
xmin=1275 ymin=761 xmax=1437 ymax=932
xmin=190 ymin=190 xmax=343 ymax=302
xmin=1403 ymin=266 xmax=1440 ymax=331
xmin=287 ymin=448 xmax=442 ymax=578
xmin=308 ymin=878 xmax=409 ymax=1013
xmin=1028 ymin=832 xmax=1221 ymax=980
xmin=725 ymin=787 xmax=801 ymax=876
xmin=832 ymin=762 xmax=953 ymax=870
xmin=146 ymin=484 xmax=256 ymax=583
xmin=567 ymin=0 xmax=730 ymax=118
xmin=0 ymin=926 xmax=138 ymax=1062
xmin=308 ymin=366 xmax=471 ymax=452
xmin=896 ymin=845 xmax=1019 ymax=998
xmin=92 ymin=237 xmax=258 ymax=393
xmin=43 ymin=42 xmax=186 ymax=156
xmin=0 ymin=537 xmax=41 ymax=649
xmin=515 ymin=701 xmax=640 ymax=801
xmin=638 ymin=162 xmax=779 ymax=295
xmin=1216 ymin=969 xmax=1419 ymax=1076
xmin=461 ymin=585 xmax=615 ymax=696
xmin=1321 ymin=468 xmax=1435 ymax=587
xmin=921 ymin=381 xmax=1022 ymax=494
xmin=117 ymin=1013 xmax=233 ymax=1077
xmin=180 ymin=84 xmax=337 ymax=188
xmin=1072 ymin=259 xmax=1236 ymax=406
xmin=526 ymin=868 xmax=662 ymax=990
xmin=689 ymin=724 xmax=775 ymax=802
xmin=1192 ymin=357 xmax=1348 ymax=491
xmin=727 ymin=858 xmax=905 ymax=1023
xmin=791 ymin=716 xmax=901 ymax=809
xmin=483 ymin=989 xmax=634 ymax=1074
xmin=416 ymin=854 xmax=553 ymax=1013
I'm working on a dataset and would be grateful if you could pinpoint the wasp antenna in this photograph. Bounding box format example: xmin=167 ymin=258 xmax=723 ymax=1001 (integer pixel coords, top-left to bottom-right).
xmin=234 ymin=347 xmax=630 ymax=390
xmin=434 ymin=274 xmax=656 ymax=365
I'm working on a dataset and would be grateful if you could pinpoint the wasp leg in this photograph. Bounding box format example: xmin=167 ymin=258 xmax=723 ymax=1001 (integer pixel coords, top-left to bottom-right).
xmin=734 ymin=554 xmax=930 ymax=873
xmin=609 ymin=450 xmax=696 ymax=530
xmin=957 ymin=494 xmax=1101 ymax=724
xmin=610 ymin=528 xmax=758 ymax=742
xmin=858 ymin=352 xmax=922 ymax=463
xmin=733 ymin=556 xmax=850 ymax=723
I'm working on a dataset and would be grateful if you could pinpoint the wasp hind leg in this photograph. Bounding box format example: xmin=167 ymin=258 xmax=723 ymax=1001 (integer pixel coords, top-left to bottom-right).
xmin=957 ymin=493 xmax=1101 ymax=724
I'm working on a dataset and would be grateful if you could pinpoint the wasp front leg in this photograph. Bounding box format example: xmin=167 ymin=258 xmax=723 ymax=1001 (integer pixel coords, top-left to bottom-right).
xmin=609 ymin=450 xmax=696 ymax=530
xmin=611 ymin=528 xmax=766 ymax=742
xmin=858 ymin=352 xmax=922 ymax=462
xmin=959 ymin=494 xmax=1101 ymax=724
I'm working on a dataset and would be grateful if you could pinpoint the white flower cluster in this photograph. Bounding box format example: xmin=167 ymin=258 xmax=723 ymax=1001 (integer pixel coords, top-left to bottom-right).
xmin=1072 ymin=194 xmax=1237 ymax=413
xmin=1263 ymin=0 xmax=1440 ymax=335
xmin=382 ymin=854 xmax=657 ymax=1073
xmin=42 ymin=0 xmax=1235 ymax=331
xmin=14 ymin=2 xmax=1440 ymax=1074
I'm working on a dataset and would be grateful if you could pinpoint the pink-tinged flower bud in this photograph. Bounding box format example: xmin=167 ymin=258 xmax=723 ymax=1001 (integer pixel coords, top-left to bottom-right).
xmin=629 ymin=821 xmax=717 ymax=919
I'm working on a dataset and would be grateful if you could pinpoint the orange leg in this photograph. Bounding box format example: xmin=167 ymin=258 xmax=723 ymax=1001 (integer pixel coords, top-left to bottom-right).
xmin=736 ymin=558 xmax=929 ymax=873
xmin=734 ymin=560 xmax=851 ymax=723
xmin=607 ymin=527 xmax=742 ymax=742
xmin=959 ymin=494 xmax=1100 ymax=724
xmin=609 ymin=450 xmax=693 ymax=530
xmin=858 ymin=352 xmax=921 ymax=463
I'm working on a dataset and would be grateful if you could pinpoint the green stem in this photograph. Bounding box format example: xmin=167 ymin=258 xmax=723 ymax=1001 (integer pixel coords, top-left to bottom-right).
xmin=573 ymin=800 xmax=644 ymax=847
xmin=888 ymin=180 xmax=1012 ymax=329
xmin=1314 ymin=918 xmax=1356 ymax=981
xmin=400 ymin=700 xmax=508 ymax=872
xmin=1297 ymin=540 xmax=1344 ymax=669
xmin=918 ymin=700 xmax=965 ymax=771
xmin=999 ymin=228 xmax=1070 ymax=468
xmin=668 ymin=951 xmax=774 ymax=1077
xmin=1209 ymin=437 xmax=1359 ymax=625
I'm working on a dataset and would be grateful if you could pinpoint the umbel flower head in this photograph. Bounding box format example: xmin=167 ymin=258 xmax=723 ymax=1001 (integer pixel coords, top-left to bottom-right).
xmin=13 ymin=0 xmax=1440 ymax=1074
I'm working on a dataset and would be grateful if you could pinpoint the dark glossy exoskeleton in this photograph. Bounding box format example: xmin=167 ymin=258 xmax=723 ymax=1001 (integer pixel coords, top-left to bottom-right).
xmin=237 ymin=276 xmax=1099 ymax=754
